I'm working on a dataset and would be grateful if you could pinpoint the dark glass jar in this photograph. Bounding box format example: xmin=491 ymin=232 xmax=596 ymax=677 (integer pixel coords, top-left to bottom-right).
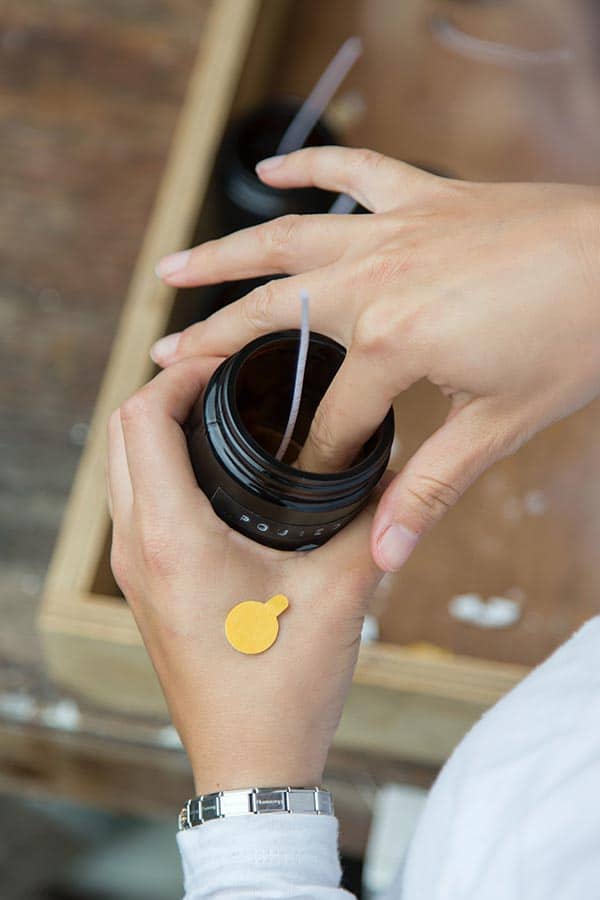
xmin=217 ymin=99 xmax=339 ymax=233
xmin=186 ymin=331 xmax=395 ymax=551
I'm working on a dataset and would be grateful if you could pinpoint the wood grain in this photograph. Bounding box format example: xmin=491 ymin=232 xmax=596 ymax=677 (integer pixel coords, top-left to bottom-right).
xmin=0 ymin=720 xmax=194 ymax=818
xmin=39 ymin=0 xmax=600 ymax=712
xmin=42 ymin=0 xmax=263 ymax=612
xmin=5 ymin=0 xmax=600 ymax=792
xmin=0 ymin=0 xmax=214 ymax=690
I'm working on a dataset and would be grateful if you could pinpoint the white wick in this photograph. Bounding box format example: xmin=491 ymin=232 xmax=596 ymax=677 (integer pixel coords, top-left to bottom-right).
xmin=328 ymin=193 xmax=357 ymax=215
xmin=276 ymin=291 xmax=310 ymax=462
xmin=276 ymin=36 xmax=363 ymax=156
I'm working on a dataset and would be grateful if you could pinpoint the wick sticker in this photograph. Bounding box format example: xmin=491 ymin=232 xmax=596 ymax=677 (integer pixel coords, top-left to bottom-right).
xmin=225 ymin=594 xmax=289 ymax=655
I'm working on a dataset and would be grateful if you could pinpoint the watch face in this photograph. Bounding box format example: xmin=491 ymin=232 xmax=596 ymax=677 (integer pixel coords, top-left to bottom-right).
xmin=253 ymin=789 xmax=289 ymax=813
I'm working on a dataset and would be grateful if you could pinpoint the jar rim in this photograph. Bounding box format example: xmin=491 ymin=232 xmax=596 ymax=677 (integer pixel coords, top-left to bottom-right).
xmin=224 ymin=329 xmax=394 ymax=486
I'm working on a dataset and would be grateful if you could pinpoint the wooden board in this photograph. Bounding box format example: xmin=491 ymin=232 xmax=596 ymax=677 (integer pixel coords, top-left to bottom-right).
xmin=37 ymin=0 xmax=600 ymax=767
xmin=38 ymin=0 xmax=298 ymax=718
xmin=42 ymin=0 xmax=266 ymax=611
xmin=0 ymin=0 xmax=217 ymax=728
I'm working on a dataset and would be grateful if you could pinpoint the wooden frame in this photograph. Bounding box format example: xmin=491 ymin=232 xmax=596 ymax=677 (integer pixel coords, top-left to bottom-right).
xmin=40 ymin=0 xmax=529 ymax=767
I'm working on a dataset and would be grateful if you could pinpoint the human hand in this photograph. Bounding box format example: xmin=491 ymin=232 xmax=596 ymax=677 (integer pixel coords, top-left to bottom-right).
xmin=153 ymin=147 xmax=600 ymax=572
xmin=106 ymin=358 xmax=381 ymax=794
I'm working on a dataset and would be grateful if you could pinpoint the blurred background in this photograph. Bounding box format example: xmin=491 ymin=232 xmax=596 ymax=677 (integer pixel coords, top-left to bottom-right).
xmin=2 ymin=1 xmax=600 ymax=896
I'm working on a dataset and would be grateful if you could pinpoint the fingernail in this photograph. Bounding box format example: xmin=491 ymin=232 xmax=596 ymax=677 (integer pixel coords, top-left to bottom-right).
xmin=150 ymin=332 xmax=181 ymax=364
xmin=256 ymin=155 xmax=285 ymax=175
xmin=155 ymin=250 xmax=190 ymax=279
xmin=376 ymin=524 xmax=419 ymax=572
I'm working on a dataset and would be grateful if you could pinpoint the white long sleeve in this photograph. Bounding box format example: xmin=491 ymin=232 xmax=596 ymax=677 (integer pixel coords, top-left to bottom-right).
xmin=177 ymin=813 xmax=352 ymax=898
xmin=178 ymin=617 xmax=600 ymax=899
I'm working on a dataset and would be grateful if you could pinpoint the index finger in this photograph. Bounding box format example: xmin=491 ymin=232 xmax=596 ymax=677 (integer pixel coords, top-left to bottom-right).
xmin=156 ymin=213 xmax=360 ymax=288
xmin=296 ymin=350 xmax=403 ymax=474
xmin=119 ymin=356 xmax=222 ymax=516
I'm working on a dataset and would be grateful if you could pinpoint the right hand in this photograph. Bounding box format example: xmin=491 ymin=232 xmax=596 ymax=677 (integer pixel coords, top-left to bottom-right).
xmin=153 ymin=147 xmax=600 ymax=572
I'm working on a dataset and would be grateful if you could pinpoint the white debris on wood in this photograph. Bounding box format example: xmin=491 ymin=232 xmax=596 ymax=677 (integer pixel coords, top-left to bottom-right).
xmin=361 ymin=614 xmax=380 ymax=644
xmin=523 ymin=489 xmax=548 ymax=516
xmin=0 ymin=692 xmax=37 ymax=722
xmin=39 ymin=699 xmax=81 ymax=731
xmin=157 ymin=725 xmax=183 ymax=749
xmin=449 ymin=593 xmax=522 ymax=629
xmin=503 ymin=489 xmax=548 ymax=521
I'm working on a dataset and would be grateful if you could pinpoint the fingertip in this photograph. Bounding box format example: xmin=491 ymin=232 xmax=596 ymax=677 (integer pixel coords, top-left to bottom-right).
xmin=255 ymin=155 xmax=286 ymax=178
xmin=370 ymin=522 xmax=388 ymax=572
xmin=372 ymin=522 xmax=419 ymax=573
xmin=155 ymin=250 xmax=191 ymax=281
xmin=150 ymin=332 xmax=181 ymax=366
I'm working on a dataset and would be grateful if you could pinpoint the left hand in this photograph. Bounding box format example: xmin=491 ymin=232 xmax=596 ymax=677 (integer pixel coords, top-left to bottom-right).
xmin=107 ymin=357 xmax=382 ymax=794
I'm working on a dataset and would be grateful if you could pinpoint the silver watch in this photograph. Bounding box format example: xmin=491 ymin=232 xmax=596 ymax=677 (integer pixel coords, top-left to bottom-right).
xmin=178 ymin=786 xmax=334 ymax=830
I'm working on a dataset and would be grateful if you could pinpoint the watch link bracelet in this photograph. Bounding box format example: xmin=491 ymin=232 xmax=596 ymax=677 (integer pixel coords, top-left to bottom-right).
xmin=178 ymin=786 xmax=334 ymax=830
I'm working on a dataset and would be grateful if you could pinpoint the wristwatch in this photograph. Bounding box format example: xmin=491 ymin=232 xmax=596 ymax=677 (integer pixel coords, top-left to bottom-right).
xmin=178 ymin=786 xmax=334 ymax=830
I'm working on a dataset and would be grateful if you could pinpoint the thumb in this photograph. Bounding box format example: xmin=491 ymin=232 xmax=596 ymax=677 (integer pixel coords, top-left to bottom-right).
xmin=371 ymin=401 xmax=521 ymax=572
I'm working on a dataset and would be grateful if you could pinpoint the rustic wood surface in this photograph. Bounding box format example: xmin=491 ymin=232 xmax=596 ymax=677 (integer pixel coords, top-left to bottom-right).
xmin=0 ymin=0 xmax=213 ymax=743
xmin=0 ymin=0 xmax=220 ymax=811
xmin=3 ymin=0 xmax=600 ymax=825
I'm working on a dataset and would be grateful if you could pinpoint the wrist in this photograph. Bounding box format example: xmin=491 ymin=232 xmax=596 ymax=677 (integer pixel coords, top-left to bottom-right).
xmin=180 ymin=710 xmax=334 ymax=796
xmin=191 ymin=757 xmax=325 ymax=796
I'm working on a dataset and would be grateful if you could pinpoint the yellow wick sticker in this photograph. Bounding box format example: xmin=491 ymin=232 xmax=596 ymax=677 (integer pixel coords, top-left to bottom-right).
xmin=225 ymin=594 xmax=289 ymax=655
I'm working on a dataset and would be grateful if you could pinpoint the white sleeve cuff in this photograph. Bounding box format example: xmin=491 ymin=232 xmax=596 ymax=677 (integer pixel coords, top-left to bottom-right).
xmin=177 ymin=814 xmax=353 ymax=899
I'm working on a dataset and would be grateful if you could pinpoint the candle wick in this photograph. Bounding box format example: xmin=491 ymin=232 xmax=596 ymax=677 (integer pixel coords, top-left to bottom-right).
xmin=275 ymin=291 xmax=310 ymax=463
xmin=276 ymin=36 xmax=362 ymax=156
xmin=328 ymin=193 xmax=357 ymax=215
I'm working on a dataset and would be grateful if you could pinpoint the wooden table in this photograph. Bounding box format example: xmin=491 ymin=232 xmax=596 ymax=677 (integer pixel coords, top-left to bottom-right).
xmin=2 ymin=0 xmax=600 ymax=855
xmin=0 ymin=0 xmax=213 ymax=811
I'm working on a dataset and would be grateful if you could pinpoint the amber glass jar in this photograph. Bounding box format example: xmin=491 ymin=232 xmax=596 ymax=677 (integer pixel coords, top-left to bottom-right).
xmin=187 ymin=331 xmax=394 ymax=550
